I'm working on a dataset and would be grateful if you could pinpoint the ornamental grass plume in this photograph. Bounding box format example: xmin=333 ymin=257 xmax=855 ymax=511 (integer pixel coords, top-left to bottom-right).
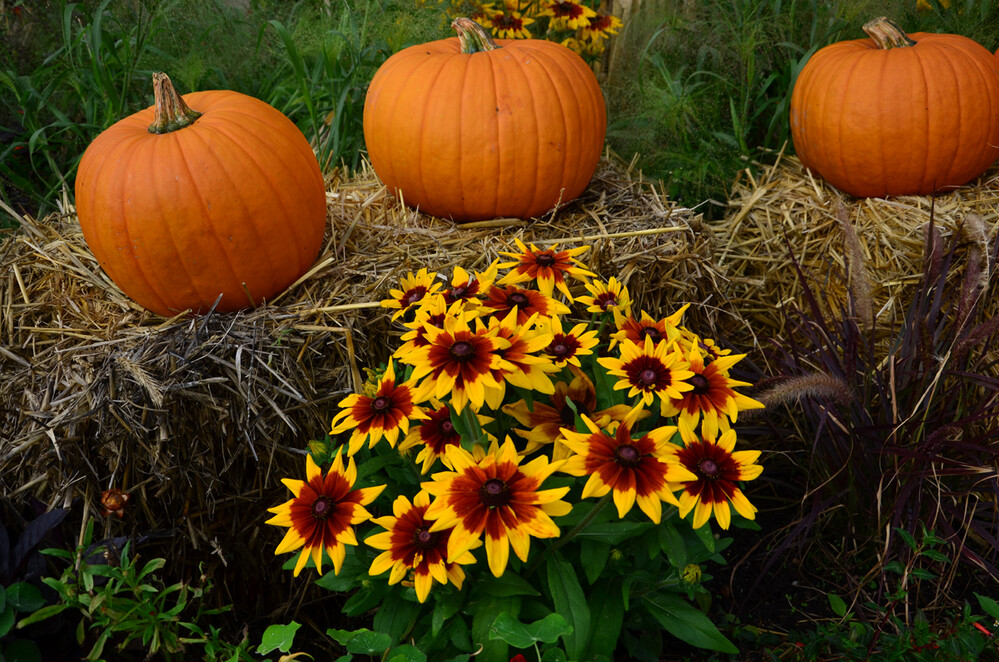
xmin=265 ymin=244 xmax=766 ymax=659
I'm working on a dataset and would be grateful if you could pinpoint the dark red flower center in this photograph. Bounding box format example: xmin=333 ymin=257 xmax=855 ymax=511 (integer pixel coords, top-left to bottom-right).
xmin=552 ymin=343 xmax=570 ymax=357
xmin=640 ymin=368 xmax=659 ymax=386
xmin=371 ymin=396 xmax=391 ymax=412
xmin=312 ymin=496 xmax=332 ymax=520
xmin=451 ymin=341 xmax=474 ymax=359
xmin=535 ymin=253 xmax=557 ymax=267
xmin=479 ymin=478 xmax=511 ymax=507
xmin=414 ymin=528 xmax=436 ymax=548
xmin=599 ymin=295 xmax=617 ymax=310
xmin=440 ymin=420 xmax=455 ymax=434
xmin=615 ymin=444 xmax=641 ymax=467
xmin=639 ymin=327 xmax=661 ymax=342
xmin=493 ymin=13 xmax=524 ymax=29
xmin=699 ymin=458 xmax=720 ymax=478
xmin=404 ymin=287 xmax=427 ymax=306
xmin=508 ymin=292 xmax=530 ymax=307
xmin=689 ymin=373 xmax=710 ymax=394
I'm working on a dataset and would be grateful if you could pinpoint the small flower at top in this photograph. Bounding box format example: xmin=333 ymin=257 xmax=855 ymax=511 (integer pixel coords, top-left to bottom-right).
xmin=581 ymin=12 xmax=623 ymax=42
xmin=100 ymin=489 xmax=130 ymax=518
xmin=539 ymin=0 xmax=597 ymax=31
xmin=422 ymin=438 xmax=572 ymax=577
xmin=503 ymin=366 xmax=638 ymax=459
xmin=560 ymin=410 xmax=696 ymax=523
xmin=481 ymin=282 xmax=570 ymax=325
xmin=660 ymin=344 xmax=765 ymax=440
xmin=443 ymin=262 xmax=498 ymax=309
xmin=367 ymin=491 xmax=479 ymax=603
xmin=597 ymin=334 xmax=695 ymax=408
xmin=381 ymin=268 xmax=443 ymax=321
xmin=541 ymin=314 xmax=598 ymax=368
xmin=610 ymin=304 xmax=688 ymax=350
xmin=396 ymin=295 xmax=456 ymax=357
xmin=397 ymin=310 xmax=513 ymax=414
xmin=399 ymin=399 xmax=495 ymax=474
xmin=576 ymin=276 xmax=632 ymax=317
xmin=667 ymin=421 xmax=763 ymax=530
xmin=497 ymin=239 xmax=594 ymax=300
xmin=266 ymin=451 xmax=385 ymax=576
xmin=330 ymin=361 xmax=429 ymax=456
xmin=490 ymin=9 xmax=534 ymax=39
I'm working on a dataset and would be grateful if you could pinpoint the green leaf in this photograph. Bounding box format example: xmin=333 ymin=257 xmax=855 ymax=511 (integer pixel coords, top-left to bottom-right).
xmin=909 ymin=568 xmax=937 ymax=580
xmin=343 ymin=580 xmax=391 ymax=617
xmin=693 ymin=523 xmax=715 ymax=553
xmin=326 ymin=628 xmax=393 ymax=654
xmin=661 ymin=524 xmax=687 ymax=570
xmin=6 ymin=583 xmax=44 ymax=614
xmin=489 ymin=612 xmax=572 ymax=648
xmin=579 ymin=540 xmax=609 ymax=585
xmin=3 ymin=638 xmax=42 ymax=662
xmin=642 ymin=593 xmax=738 ymax=654
xmin=920 ymin=549 xmax=950 ymax=564
xmin=828 ymin=593 xmax=848 ymax=618
xmin=0 ymin=603 xmax=15 ymax=639
xmin=893 ymin=527 xmax=917 ymax=551
xmin=976 ymin=593 xmax=999 ymax=620
xmin=256 ymin=622 xmax=301 ymax=655
xmin=373 ymin=596 xmax=420 ymax=645
xmin=386 ymin=644 xmax=428 ymax=662
xmin=478 ymin=573 xmax=540 ymax=598
xmin=584 ymin=585 xmax=624 ymax=660
xmin=572 ymin=521 xmax=653 ymax=545
xmin=540 ymin=647 xmax=568 ymax=662
xmin=470 ymin=595 xmax=520 ymax=662
xmin=315 ymin=551 xmax=366 ymax=592
xmin=546 ymin=554 xmax=590 ymax=661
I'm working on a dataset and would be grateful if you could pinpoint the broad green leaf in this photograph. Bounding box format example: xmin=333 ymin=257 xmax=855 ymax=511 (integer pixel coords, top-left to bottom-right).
xmin=546 ymin=553 xmax=590 ymax=661
xmin=373 ymin=596 xmax=420 ymax=645
xmin=540 ymin=647 xmax=568 ymax=662
xmin=326 ymin=628 xmax=393 ymax=654
xmin=660 ymin=524 xmax=687 ymax=570
xmin=584 ymin=585 xmax=624 ymax=660
xmin=256 ymin=621 xmax=301 ymax=655
xmin=572 ymin=521 xmax=653 ymax=545
xmin=976 ymin=593 xmax=999 ymax=620
xmin=343 ymin=581 xmax=391 ymax=617
xmin=0 ymin=603 xmax=14 ymax=638
xmin=386 ymin=644 xmax=428 ymax=662
xmin=827 ymin=593 xmax=848 ymax=618
xmin=315 ymin=550 xmax=366 ymax=592
xmin=694 ymin=523 xmax=715 ymax=553
xmin=470 ymin=594 xmax=520 ymax=662
xmin=2 ymin=638 xmax=42 ymax=662
xmin=642 ymin=593 xmax=738 ymax=654
xmin=579 ymin=540 xmax=609 ymax=585
xmin=893 ymin=527 xmax=917 ymax=551
xmin=478 ymin=573 xmax=540 ymax=598
xmin=489 ymin=612 xmax=572 ymax=648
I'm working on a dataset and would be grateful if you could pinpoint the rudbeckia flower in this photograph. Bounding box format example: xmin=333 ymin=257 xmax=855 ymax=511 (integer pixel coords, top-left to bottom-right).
xmin=581 ymin=12 xmax=623 ymax=42
xmin=482 ymin=283 xmax=570 ymax=325
xmin=399 ymin=400 xmax=494 ymax=474
xmin=660 ymin=345 xmax=765 ymax=438
xmin=597 ymin=335 xmax=695 ymax=407
xmin=443 ymin=263 xmax=498 ymax=309
xmin=266 ymin=452 xmax=385 ymax=576
xmin=576 ymin=276 xmax=632 ymax=317
xmin=497 ymin=239 xmax=595 ymax=300
xmin=560 ymin=411 xmax=696 ymax=523
xmin=542 ymin=315 xmax=599 ymax=368
xmin=367 ymin=492 xmax=479 ymax=602
xmin=398 ymin=311 xmax=512 ymax=414
xmin=667 ymin=421 xmax=763 ymax=530
xmin=540 ymin=0 xmax=598 ymax=31
xmin=610 ymin=305 xmax=687 ymax=350
xmin=330 ymin=361 xmax=428 ymax=456
xmin=479 ymin=310 xmax=558 ymax=409
xmin=490 ymin=10 xmax=535 ymax=39
xmin=503 ymin=367 xmax=638 ymax=458
xmin=380 ymin=268 xmax=444 ymax=321
xmin=422 ymin=438 xmax=571 ymax=577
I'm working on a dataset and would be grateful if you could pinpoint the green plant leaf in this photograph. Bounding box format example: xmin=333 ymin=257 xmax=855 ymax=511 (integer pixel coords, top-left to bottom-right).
xmin=642 ymin=593 xmax=738 ymax=654
xmin=386 ymin=644 xmax=428 ymax=662
xmin=326 ymin=628 xmax=393 ymax=654
xmin=893 ymin=527 xmax=917 ymax=551
xmin=584 ymin=585 xmax=624 ymax=660
xmin=373 ymin=595 xmax=420 ymax=645
xmin=828 ymin=593 xmax=848 ymax=618
xmin=579 ymin=539 xmax=609 ymax=585
xmin=693 ymin=523 xmax=715 ymax=553
xmin=0 ymin=603 xmax=15 ymax=638
xmin=489 ymin=612 xmax=572 ymax=648
xmin=541 ymin=647 xmax=568 ymax=662
xmin=256 ymin=621 xmax=301 ymax=655
xmin=976 ymin=593 xmax=999 ymax=620
xmin=660 ymin=524 xmax=687 ymax=570
xmin=470 ymin=594 xmax=520 ymax=662
xmin=477 ymin=573 xmax=539 ymax=598
xmin=572 ymin=521 xmax=652 ymax=545
xmin=546 ymin=553 xmax=590 ymax=661
xmin=5 ymin=583 xmax=44 ymax=613
xmin=3 ymin=637 xmax=42 ymax=662
xmin=16 ymin=603 xmax=67 ymax=629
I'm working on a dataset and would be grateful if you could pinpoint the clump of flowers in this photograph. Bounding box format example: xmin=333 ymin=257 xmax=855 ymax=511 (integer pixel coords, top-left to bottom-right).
xmin=266 ymin=242 xmax=765 ymax=659
xmin=435 ymin=0 xmax=624 ymax=62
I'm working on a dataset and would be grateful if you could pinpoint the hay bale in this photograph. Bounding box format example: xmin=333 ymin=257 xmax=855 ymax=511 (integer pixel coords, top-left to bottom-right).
xmin=0 ymin=154 xmax=713 ymax=577
xmin=714 ymin=150 xmax=999 ymax=342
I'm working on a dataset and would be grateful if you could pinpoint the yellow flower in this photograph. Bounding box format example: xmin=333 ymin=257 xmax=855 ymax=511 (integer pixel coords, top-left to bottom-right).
xmin=490 ymin=10 xmax=535 ymax=39
xmin=497 ymin=238 xmax=594 ymax=300
xmin=597 ymin=334 xmax=695 ymax=407
xmin=381 ymin=268 xmax=443 ymax=320
xmin=540 ymin=0 xmax=598 ymax=31
xmin=576 ymin=276 xmax=632 ymax=317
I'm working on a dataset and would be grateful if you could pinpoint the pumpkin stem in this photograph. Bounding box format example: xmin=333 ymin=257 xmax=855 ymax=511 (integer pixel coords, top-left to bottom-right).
xmin=147 ymin=72 xmax=203 ymax=134
xmin=452 ymin=17 xmax=501 ymax=54
xmin=863 ymin=16 xmax=916 ymax=49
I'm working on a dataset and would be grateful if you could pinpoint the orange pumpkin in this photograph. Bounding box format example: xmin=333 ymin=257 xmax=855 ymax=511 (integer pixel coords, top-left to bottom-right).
xmin=363 ymin=18 xmax=606 ymax=222
xmin=789 ymin=17 xmax=999 ymax=198
xmin=75 ymin=73 xmax=326 ymax=316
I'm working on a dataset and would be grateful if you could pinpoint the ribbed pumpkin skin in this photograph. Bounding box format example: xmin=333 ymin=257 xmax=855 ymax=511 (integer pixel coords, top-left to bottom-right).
xmin=76 ymin=90 xmax=326 ymax=316
xmin=363 ymin=35 xmax=606 ymax=222
xmin=789 ymin=31 xmax=999 ymax=198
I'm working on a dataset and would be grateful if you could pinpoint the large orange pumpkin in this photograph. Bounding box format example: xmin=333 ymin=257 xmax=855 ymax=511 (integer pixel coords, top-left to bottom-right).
xmin=363 ymin=18 xmax=606 ymax=222
xmin=789 ymin=17 xmax=999 ymax=198
xmin=75 ymin=73 xmax=327 ymax=317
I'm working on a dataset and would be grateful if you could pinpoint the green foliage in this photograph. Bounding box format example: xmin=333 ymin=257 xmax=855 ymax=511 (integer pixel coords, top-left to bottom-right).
xmin=22 ymin=518 xmax=254 ymax=661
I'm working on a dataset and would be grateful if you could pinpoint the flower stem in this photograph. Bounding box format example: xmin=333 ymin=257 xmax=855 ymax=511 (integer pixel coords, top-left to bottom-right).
xmin=524 ymin=493 xmax=612 ymax=577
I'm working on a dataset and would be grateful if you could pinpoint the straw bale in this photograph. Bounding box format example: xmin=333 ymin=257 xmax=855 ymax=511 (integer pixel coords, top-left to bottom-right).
xmin=714 ymin=150 xmax=999 ymax=343
xmin=0 ymin=153 xmax=712 ymax=571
